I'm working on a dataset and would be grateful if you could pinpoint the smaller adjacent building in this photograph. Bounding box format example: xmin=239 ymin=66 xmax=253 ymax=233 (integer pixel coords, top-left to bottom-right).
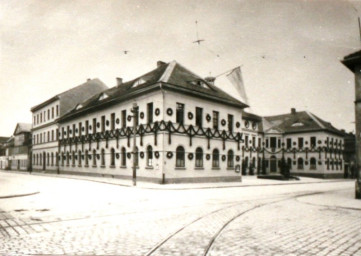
xmin=0 ymin=136 xmax=10 ymax=169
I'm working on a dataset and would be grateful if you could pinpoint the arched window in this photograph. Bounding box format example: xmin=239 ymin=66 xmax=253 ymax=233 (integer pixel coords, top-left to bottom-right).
xmin=310 ymin=157 xmax=316 ymax=170
xmin=72 ymin=151 xmax=75 ymax=166
xmin=227 ymin=150 xmax=234 ymax=168
xmin=287 ymin=158 xmax=292 ymax=170
xmin=110 ymin=148 xmax=115 ymax=167
xmin=56 ymin=152 xmax=59 ymax=166
xmin=66 ymin=152 xmax=70 ymax=166
xmin=147 ymin=145 xmax=153 ymax=167
xmin=92 ymin=149 xmax=97 ymax=166
xmin=85 ymin=150 xmax=89 ymax=166
xmin=78 ymin=150 xmax=82 ymax=167
xmin=195 ymin=147 xmax=203 ymax=167
xmin=212 ymin=149 xmax=219 ymax=168
xmin=101 ymin=149 xmax=105 ymax=166
xmin=176 ymin=146 xmax=185 ymax=167
xmin=297 ymin=158 xmax=304 ymax=170
xmin=51 ymin=152 xmax=54 ymax=166
xmin=121 ymin=147 xmax=126 ymax=166
xmin=36 ymin=154 xmax=39 ymax=165
xmin=47 ymin=153 xmax=50 ymax=166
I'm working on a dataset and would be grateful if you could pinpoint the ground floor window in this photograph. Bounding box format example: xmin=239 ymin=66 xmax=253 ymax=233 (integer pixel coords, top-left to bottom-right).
xmin=297 ymin=158 xmax=304 ymax=170
xmin=212 ymin=149 xmax=219 ymax=168
xmin=195 ymin=147 xmax=203 ymax=167
xmin=147 ymin=145 xmax=153 ymax=167
xmin=310 ymin=157 xmax=316 ymax=170
xmin=227 ymin=150 xmax=234 ymax=168
xmin=176 ymin=146 xmax=185 ymax=167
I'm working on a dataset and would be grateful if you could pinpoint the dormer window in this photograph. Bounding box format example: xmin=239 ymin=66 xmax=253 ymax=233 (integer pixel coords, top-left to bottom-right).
xmin=189 ymin=80 xmax=210 ymax=89
xmin=99 ymin=93 xmax=109 ymax=101
xmin=291 ymin=122 xmax=304 ymax=127
xmin=133 ymin=78 xmax=146 ymax=87
xmin=75 ymin=104 xmax=83 ymax=110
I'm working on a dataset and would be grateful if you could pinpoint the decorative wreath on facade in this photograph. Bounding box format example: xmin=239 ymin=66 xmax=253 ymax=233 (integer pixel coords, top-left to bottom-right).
xmin=140 ymin=112 xmax=144 ymax=119
xmin=155 ymin=108 xmax=160 ymax=116
xmin=96 ymin=122 xmax=100 ymax=128
xmin=222 ymin=155 xmax=226 ymax=161
xmin=245 ymin=120 xmax=249 ymax=128
xmin=106 ymin=120 xmax=110 ymax=126
xmin=236 ymin=122 xmax=240 ymax=128
xmin=127 ymin=153 xmax=131 ymax=159
xmin=89 ymin=126 xmax=92 ymax=130
xmin=167 ymin=108 xmax=173 ymax=116
xmin=116 ymin=153 xmax=120 ymax=159
xmin=140 ymin=152 xmax=144 ymax=158
xmin=81 ymin=127 xmax=85 ymax=131
xmin=305 ymin=141 xmax=308 ymax=145
xmin=206 ymin=114 xmax=211 ymax=122
xmin=127 ymin=115 xmax=132 ymax=122
xmin=221 ymin=119 xmax=226 ymax=126
xmin=318 ymin=161 xmax=322 ymax=165
xmin=69 ymin=130 xmax=72 ymax=134
xmin=236 ymin=156 xmax=240 ymax=162
xmin=154 ymin=151 xmax=160 ymax=158
xmin=116 ymin=118 xmax=120 ymax=124
xmin=293 ymin=142 xmax=297 ymax=146
xmin=188 ymin=112 xmax=193 ymax=120
xmin=188 ymin=153 xmax=193 ymax=160
xmin=206 ymin=154 xmax=211 ymax=160
xmin=166 ymin=151 xmax=173 ymax=159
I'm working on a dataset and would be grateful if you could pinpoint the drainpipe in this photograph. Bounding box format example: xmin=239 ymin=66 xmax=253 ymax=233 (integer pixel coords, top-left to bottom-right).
xmin=160 ymin=83 xmax=166 ymax=184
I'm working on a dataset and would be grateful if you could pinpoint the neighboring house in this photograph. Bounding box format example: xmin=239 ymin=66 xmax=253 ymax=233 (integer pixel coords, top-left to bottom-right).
xmin=0 ymin=136 xmax=10 ymax=169
xmin=31 ymin=79 xmax=108 ymax=172
xmin=258 ymin=108 xmax=345 ymax=178
xmin=57 ymin=61 xmax=248 ymax=183
xmin=342 ymin=131 xmax=356 ymax=178
xmin=1 ymin=124 xmax=32 ymax=171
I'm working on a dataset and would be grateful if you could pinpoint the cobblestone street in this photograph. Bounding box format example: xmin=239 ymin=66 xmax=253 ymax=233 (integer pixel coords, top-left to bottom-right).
xmin=0 ymin=172 xmax=360 ymax=256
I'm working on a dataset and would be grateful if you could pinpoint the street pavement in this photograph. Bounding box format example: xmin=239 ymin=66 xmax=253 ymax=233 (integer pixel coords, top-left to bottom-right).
xmin=0 ymin=171 xmax=360 ymax=256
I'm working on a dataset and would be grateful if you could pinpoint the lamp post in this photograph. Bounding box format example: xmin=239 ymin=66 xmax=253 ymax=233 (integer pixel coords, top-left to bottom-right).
xmin=131 ymin=103 xmax=138 ymax=186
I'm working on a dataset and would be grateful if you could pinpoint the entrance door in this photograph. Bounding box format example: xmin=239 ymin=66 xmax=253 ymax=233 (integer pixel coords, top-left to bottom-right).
xmin=43 ymin=152 xmax=46 ymax=170
xmin=270 ymin=156 xmax=277 ymax=173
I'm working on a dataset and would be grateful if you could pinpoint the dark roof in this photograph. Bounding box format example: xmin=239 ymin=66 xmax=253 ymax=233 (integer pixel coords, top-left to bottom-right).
xmin=242 ymin=111 xmax=262 ymax=121
xmin=13 ymin=123 xmax=32 ymax=135
xmin=60 ymin=61 xmax=248 ymax=122
xmin=341 ymin=50 xmax=361 ymax=72
xmin=0 ymin=137 xmax=10 ymax=143
xmin=263 ymin=111 xmax=344 ymax=136
xmin=31 ymin=79 xmax=108 ymax=117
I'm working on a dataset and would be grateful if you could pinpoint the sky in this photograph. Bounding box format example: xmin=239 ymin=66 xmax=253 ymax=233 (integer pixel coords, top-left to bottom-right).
xmin=1 ymin=0 xmax=361 ymax=136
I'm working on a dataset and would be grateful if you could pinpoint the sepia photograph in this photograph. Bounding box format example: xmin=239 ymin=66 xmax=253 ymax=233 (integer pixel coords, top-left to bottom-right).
xmin=1 ymin=0 xmax=361 ymax=255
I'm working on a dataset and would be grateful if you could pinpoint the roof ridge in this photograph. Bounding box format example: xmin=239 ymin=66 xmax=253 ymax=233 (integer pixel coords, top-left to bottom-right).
xmin=306 ymin=111 xmax=325 ymax=129
xmin=158 ymin=61 xmax=176 ymax=83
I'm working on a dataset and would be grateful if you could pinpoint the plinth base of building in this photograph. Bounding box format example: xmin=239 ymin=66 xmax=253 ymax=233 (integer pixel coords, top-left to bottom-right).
xmin=356 ymin=180 xmax=361 ymax=199
xmin=290 ymin=172 xmax=344 ymax=179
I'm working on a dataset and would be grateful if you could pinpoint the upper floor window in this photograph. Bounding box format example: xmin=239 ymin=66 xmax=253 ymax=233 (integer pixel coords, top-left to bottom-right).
xmin=48 ymin=109 xmax=50 ymax=120
xmin=85 ymin=121 xmax=89 ymax=136
xmin=176 ymin=103 xmax=184 ymax=124
xmin=111 ymin=113 xmax=115 ymax=130
xmin=78 ymin=122 xmax=82 ymax=136
xmin=122 ymin=110 xmax=127 ymax=128
xmin=228 ymin=114 xmax=233 ymax=132
xmin=101 ymin=116 xmax=105 ymax=132
xmin=298 ymin=137 xmax=304 ymax=149
xmin=147 ymin=103 xmax=153 ymax=124
xmin=245 ymin=135 xmax=249 ymax=147
xmin=287 ymin=138 xmax=292 ymax=149
xmin=33 ymin=116 xmax=36 ymax=125
xmin=297 ymin=158 xmax=304 ymax=170
xmin=310 ymin=137 xmax=316 ymax=148
xmin=213 ymin=111 xmax=219 ymax=130
xmin=56 ymin=105 xmax=59 ymax=116
xmin=52 ymin=107 xmax=54 ymax=119
xmin=270 ymin=137 xmax=277 ymax=148
xmin=195 ymin=107 xmax=203 ymax=127
xmin=92 ymin=118 xmax=96 ymax=134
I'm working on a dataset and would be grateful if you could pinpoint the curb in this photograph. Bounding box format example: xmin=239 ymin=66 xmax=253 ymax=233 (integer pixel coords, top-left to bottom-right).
xmin=0 ymin=191 xmax=40 ymax=199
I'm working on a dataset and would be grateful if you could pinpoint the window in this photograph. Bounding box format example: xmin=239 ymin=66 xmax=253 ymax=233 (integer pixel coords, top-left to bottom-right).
xmin=297 ymin=158 xmax=304 ymax=170
xmin=147 ymin=103 xmax=153 ymax=124
xmin=56 ymin=152 xmax=59 ymax=166
xmin=252 ymin=137 xmax=256 ymax=148
xmin=72 ymin=151 xmax=75 ymax=166
xmin=111 ymin=113 xmax=115 ymax=130
xmin=266 ymin=139 xmax=269 ymax=148
xmin=92 ymin=150 xmax=97 ymax=166
xmin=122 ymin=110 xmax=127 ymax=128
xmin=56 ymin=129 xmax=58 ymax=140
xmin=110 ymin=148 xmax=115 ymax=167
xmin=258 ymin=138 xmax=261 ymax=147
xmin=85 ymin=150 xmax=89 ymax=166
xmin=270 ymin=137 xmax=277 ymax=148
xmin=213 ymin=111 xmax=219 ymax=130
xmin=44 ymin=111 xmax=46 ymax=121
xmin=101 ymin=116 xmax=105 ymax=132
xmin=40 ymin=133 xmax=42 ymax=143
xmin=134 ymin=147 xmax=139 ymax=167
xmin=212 ymin=149 xmax=219 ymax=168
xmin=228 ymin=114 xmax=233 ymax=132
xmin=278 ymin=139 xmax=281 ymax=148
xmin=52 ymin=107 xmax=54 ymax=119
xmin=48 ymin=109 xmax=50 ymax=120
xmin=227 ymin=150 xmax=234 ymax=168
xmin=51 ymin=130 xmax=54 ymax=141
xmin=72 ymin=124 xmax=76 ymax=137
xmin=176 ymin=146 xmax=185 ymax=167
xmin=40 ymin=113 xmax=42 ymax=123
xmin=195 ymin=107 xmax=203 ymax=127
xmin=134 ymin=107 xmax=139 ymax=127
xmin=121 ymin=147 xmax=126 ymax=166
xmin=195 ymin=147 xmax=203 ymax=167
xmin=85 ymin=121 xmax=89 ymax=136
xmin=79 ymin=122 xmax=82 ymax=136
xmin=176 ymin=103 xmax=184 ymax=124
xmin=61 ymin=153 xmax=64 ymax=166
xmin=93 ymin=118 xmax=96 ymax=134
xmin=287 ymin=158 xmax=292 ymax=170
xmin=310 ymin=137 xmax=316 ymax=148
xmin=147 ymin=145 xmax=153 ymax=167
xmin=56 ymin=105 xmax=59 ymax=116
xmin=66 ymin=152 xmax=70 ymax=166
xmin=37 ymin=114 xmax=39 ymax=125
xmin=245 ymin=135 xmax=249 ymax=147
xmin=310 ymin=157 xmax=316 ymax=170
xmin=62 ymin=127 xmax=65 ymax=138
xmin=298 ymin=138 xmax=304 ymax=149
xmin=101 ymin=149 xmax=105 ymax=166
xmin=47 ymin=153 xmax=50 ymax=166
xmin=78 ymin=151 xmax=82 ymax=167
xmin=33 ymin=116 xmax=36 ymax=125
xmin=287 ymin=138 xmax=292 ymax=149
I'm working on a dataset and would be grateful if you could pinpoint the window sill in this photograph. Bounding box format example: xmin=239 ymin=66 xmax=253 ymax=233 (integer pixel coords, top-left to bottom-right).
xmin=195 ymin=167 xmax=204 ymax=170
xmin=84 ymin=165 xmax=89 ymax=168
xmin=72 ymin=165 xmax=76 ymax=167
xmin=175 ymin=167 xmax=186 ymax=170
xmin=212 ymin=167 xmax=220 ymax=170
xmin=78 ymin=165 xmax=82 ymax=167
xmin=226 ymin=167 xmax=234 ymax=170
xmin=145 ymin=166 xmax=154 ymax=170
xmin=120 ymin=166 xmax=127 ymax=169
xmin=92 ymin=165 xmax=97 ymax=168
xmin=110 ymin=165 xmax=115 ymax=168
xmin=100 ymin=165 xmax=106 ymax=168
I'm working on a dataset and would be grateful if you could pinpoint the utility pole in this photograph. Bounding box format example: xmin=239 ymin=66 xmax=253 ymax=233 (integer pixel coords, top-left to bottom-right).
xmin=131 ymin=103 xmax=138 ymax=186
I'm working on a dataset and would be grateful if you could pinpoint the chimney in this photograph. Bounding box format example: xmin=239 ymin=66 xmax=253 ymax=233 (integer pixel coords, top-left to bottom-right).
xmin=157 ymin=61 xmax=166 ymax=67
xmin=116 ymin=77 xmax=123 ymax=87
xmin=205 ymin=77 xmax=216 ymax=86
xmin=291 ymin=108 xmax=296 ymax=114
xmin=87 ymin=78 xmax=91 ymax=82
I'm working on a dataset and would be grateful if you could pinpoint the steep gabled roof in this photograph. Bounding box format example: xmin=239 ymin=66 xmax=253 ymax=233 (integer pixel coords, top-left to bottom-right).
xmin=60 ymin=61 xmax=248 ymax=122
xmin=31 ymin=78 xmax=108 ymax=117
xmin=264 ymin=110 xmax=343 ymax=136
xmin=0 ymin=137 xmax=10 ymax=144
xmin=14 ymin=123 xmax=32 ymax=135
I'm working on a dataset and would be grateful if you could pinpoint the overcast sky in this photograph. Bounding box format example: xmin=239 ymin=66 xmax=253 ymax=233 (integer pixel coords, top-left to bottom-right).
xmin=1 ymin=0 xmax=361 ymax=136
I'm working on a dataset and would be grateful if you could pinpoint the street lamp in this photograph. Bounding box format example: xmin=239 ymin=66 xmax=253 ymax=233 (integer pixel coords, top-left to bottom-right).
xmin=131 ymin=103 xmax=138 ymax=186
